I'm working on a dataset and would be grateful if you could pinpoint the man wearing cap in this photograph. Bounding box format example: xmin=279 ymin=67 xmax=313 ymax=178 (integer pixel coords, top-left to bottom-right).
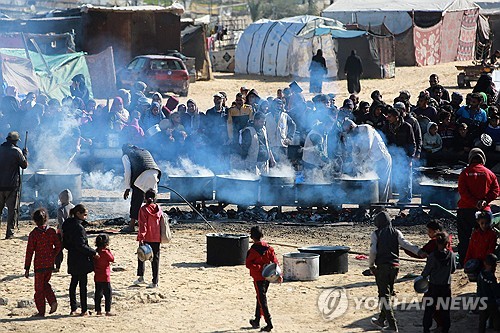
xmin=240 ymin=112 xmax=275 ymax=174
xmin=265 ymin=98 xmax=296 ymax=164
xmin=383 ymin=106 xmax=416 ymax=204
xmin=227 ymin=92 xmax=253 ymax=147
xmin=395 ymin=101 xmax=422 ymax=159
xmin=0 ymin=131 xmax=28 ymax=239
xmin=343 ymin=120 xmax=392 ymax=202
xmin=457 ymin=148 xmax=499 ymax=266
xmin=121 ymin=144 xmax=161 ymax=233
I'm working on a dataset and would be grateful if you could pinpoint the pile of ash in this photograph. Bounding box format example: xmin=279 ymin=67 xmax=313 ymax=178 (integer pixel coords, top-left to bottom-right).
xmin=163 ymin=206 xmax=371 ymax=224
xmin=393 ymin=207 xmax=456 ymax=229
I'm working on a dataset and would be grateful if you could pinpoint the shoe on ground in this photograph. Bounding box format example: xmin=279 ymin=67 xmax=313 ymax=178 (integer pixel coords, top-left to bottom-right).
xmin=133 ymin=277 xmax=145 ymax=285
xmin=249 ymin=319 xmax=260 ymax=329
xmin=260 ymin=325 xmax=273 ymax=332
xmin=5 ymin=234 xmax=14 ymax=240
xmin=31 ymin=312 xmax=45 ymax=317
xmin=49 ymin=301 xmax=57 ymax=314
xmin=147 ymin=283 xmax=158 ymax=288
xmin=381 ymin=327 xmax=398 ymax=333
xmin=96 ymin=312 xmax=102 ymax=316
xmin=120 ymin=226 xmax=135 ymax=233
xmin=371 ymin=317 xmax=386 ymax=329
xmin=105 ymin=312 xmax=116 ymax=316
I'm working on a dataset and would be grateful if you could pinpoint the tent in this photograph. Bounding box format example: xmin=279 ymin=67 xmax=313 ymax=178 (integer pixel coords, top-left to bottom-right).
xmin=235 ymin=15 xmax=395 ymax=79
xmin=181 ymin=23 xmax=213 ymax=80
xmin=476 ymin=0 xmax=500 ymax=52
xmin=0 ymin=47 xmax=116 ymax=100
xmin=322 ymin=0 xmax=480 ymax=66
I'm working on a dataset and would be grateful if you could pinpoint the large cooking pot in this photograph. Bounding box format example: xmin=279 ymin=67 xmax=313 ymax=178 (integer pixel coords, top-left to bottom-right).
xmin=35 ymin=170 xmax=82 ymax=201
xmin=282 ymin=252 xmax=319 ymax=281
xmin=419 ymin=182 xmax=459 ymax=209
xmin=215 ymin=175 xmax=259 ymax=206
xmin=296 ymin=182 xmax=340 ymax=206
xmin=298 ymin=246 xmax=349 ymax=275
xmin=167 ymin=175 xmax=214 ymax=202
xmin=206 ymin=233 xmax=249 ymax=266
xmin=259 ymin=174 xmax=295 ymax=206
xmin=338 ymin=177 xmax=379 ymax=205
xmin=21 ymin=170 xmax=37 ymax=201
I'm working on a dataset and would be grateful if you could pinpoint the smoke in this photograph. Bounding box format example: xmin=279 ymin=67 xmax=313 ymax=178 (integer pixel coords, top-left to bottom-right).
xmin=265 ymin=161 xmax=295 ymax=177
xmin=82 ymin=170 xmax=124 ymax=191
xmin=162 ymin=157 xmax=214 ymax=176
xmin=227 ymin=170 xmax=260 ymax=180
xmin=418 ymin=176 xmax=457 ymax=187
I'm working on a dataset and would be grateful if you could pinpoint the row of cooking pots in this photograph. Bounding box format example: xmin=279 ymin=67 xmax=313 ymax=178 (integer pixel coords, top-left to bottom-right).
xmin=167 ymin=174 xmax=380 ymax=206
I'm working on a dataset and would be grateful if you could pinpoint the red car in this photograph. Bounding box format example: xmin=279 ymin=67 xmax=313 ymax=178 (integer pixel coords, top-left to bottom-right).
xmin=117 ymin=55 xmax=189 ymax=96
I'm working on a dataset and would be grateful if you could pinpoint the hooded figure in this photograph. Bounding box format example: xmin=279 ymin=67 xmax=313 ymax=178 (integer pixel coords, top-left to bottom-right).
xmin=344 ymin=50 xmax=363 ymax=94
xmin=309 ymin=49 xmax=327 ymax=93
xmin=422 ymin=122 xmax=442 ymax=154
xmin=368 ymin=211 xmax=422 ymax=332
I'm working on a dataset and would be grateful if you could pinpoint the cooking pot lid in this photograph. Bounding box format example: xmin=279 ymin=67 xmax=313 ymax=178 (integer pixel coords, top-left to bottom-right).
xmin=298 ymin=245 xmax=350 ymax=252
xmin=206 ymin=233 xmax=248 ymax=239
xmin=216 ymin=174 xmax=260 ymax=181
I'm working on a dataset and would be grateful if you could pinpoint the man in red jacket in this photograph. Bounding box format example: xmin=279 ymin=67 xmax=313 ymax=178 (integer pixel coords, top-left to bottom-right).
xmin=457 ymin=148 xmax=500 ymax=266
xmin=246 ymin=226 xmax=281 ymax=332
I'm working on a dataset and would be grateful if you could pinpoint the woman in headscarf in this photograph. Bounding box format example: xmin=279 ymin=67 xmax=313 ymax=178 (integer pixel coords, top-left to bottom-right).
xmin=151 ymin=92 xmax=171 ymax=118
xmin=70 ymin=74 xmax=90 ymax=103
xmin=473 ymin=73 xmax=497 ymax=105
xmin=141 ymin=101 xmax=165 ymax=131
xmin=309 ymin=49 xmax=327 ymax=93
xmin=109 ymin=97 xmax=129 ymax=131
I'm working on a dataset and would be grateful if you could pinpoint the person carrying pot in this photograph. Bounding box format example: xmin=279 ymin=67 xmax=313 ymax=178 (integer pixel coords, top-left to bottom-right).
xmin=121 ymin=144 xmax=161 ymax=233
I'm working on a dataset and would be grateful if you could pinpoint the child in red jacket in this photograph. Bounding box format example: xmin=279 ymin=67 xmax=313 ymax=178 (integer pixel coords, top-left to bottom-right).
xmin=464 ymin=211 xmax=497 ymax=266
xmin=246 ymin=226 xmax=282 ymax=332
xmin=135 ymin=189 xmax=162 ymax=288
xmin=94 ymin=233 xmax=115 ymax=316
xmin=405 ymin=221 xmax=453 ymax=258
xmin=24 ymin=208 xmax=61 ymax=317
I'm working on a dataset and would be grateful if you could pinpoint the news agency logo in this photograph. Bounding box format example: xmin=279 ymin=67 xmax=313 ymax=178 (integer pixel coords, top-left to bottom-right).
xmin=318 ymin=288 xmax=489 ymax=321
xmin=317 ymin=287 xmax=349 ymax=320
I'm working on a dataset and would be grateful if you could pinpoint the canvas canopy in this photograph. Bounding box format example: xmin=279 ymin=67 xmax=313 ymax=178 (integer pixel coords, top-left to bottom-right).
xmin=235 ymin=15 xmax=394 ymax=79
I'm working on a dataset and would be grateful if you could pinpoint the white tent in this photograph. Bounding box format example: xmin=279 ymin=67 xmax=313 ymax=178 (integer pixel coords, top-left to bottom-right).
xmin=235 ymin=15 xmax=343 ymax=77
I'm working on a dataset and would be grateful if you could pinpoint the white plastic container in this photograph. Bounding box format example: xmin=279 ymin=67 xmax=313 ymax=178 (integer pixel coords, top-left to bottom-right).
xmin=282 ymin=252 xmax=319 ymax=281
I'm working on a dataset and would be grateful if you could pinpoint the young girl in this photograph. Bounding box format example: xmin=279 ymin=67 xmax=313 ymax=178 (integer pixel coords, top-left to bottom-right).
xmin=135 ymin=189 xmax=162 ymax=288
xmin=24 ymin=208 xmax=61 ymax=317
xmin=94 ymin=234 xmax=115 ymax=316
xmin=464 ymin=211 xmax=497 ymax=266
xmin=421 ymin=232 xmax=456 ymax=333
xmin=62 ymin=204 xmax=98 ymax=316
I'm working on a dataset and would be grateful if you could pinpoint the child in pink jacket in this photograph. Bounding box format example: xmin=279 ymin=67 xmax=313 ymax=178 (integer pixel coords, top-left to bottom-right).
xmin=134 ymin=189 xmax=162 ymax=288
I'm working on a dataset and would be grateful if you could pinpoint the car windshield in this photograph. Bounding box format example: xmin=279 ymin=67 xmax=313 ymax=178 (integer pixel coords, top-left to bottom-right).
xmin=150 ymin=60 xmax=184 ymax=70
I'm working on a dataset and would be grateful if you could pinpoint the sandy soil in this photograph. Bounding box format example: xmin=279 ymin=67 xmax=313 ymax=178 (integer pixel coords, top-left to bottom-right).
xmin=0 ymin=61 xmax=488 ymax=332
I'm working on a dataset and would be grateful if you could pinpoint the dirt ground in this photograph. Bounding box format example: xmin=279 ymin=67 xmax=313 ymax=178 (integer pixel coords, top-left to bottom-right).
xmin=0 ymin=62 xmax=489 ymax=332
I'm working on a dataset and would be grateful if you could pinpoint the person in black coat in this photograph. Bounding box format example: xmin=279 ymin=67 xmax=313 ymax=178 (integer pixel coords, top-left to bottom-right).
xmin=70 ymin=74 xmax=90 ymax=104
xmin=383 ymin=106 xmax=416 ymax=204
xmin=309 ymin=49 xmax=327 ymax=93
xmin=62 ymin=204 xmax=98 ymax=316
xmin=344 ymin=50 xmax=363 ymax=94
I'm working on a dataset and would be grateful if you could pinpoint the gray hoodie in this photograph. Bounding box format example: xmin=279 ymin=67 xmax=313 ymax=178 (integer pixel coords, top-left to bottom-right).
xmin=57 ymin=189 xmax=74 ymax=232
xmin=421 ymin=249 xmax=456 ymax=285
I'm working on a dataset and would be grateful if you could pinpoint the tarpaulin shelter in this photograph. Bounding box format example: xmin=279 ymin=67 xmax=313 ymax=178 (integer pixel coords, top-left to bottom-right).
xmin=322 ymin=0 xmax=480 ymax=66
xmin=0 ymin=46 xmax=115 ymax=100
xmin=181 ymin=23 xmax=213 ymax=80
xmin=81 ymin=5 xmax=182 ymax=71
xmin=476 ymin=0 xmax=500 ymax=52
xmin=235 ymin=15 xmax=394 ymax=79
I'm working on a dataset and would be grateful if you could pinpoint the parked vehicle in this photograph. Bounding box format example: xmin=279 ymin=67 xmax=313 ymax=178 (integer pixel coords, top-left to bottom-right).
xmin=117 ymin=55 xmax=189 ymax=96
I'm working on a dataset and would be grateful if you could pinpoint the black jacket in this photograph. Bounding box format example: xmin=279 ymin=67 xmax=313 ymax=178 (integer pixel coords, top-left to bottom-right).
xmin=0 ymin=141 xmax=28 ymax=190
xmin=62 ymin=217 xmax=96 ymax=275
xmin=383 ymin=120 xmax=416 ymax=157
